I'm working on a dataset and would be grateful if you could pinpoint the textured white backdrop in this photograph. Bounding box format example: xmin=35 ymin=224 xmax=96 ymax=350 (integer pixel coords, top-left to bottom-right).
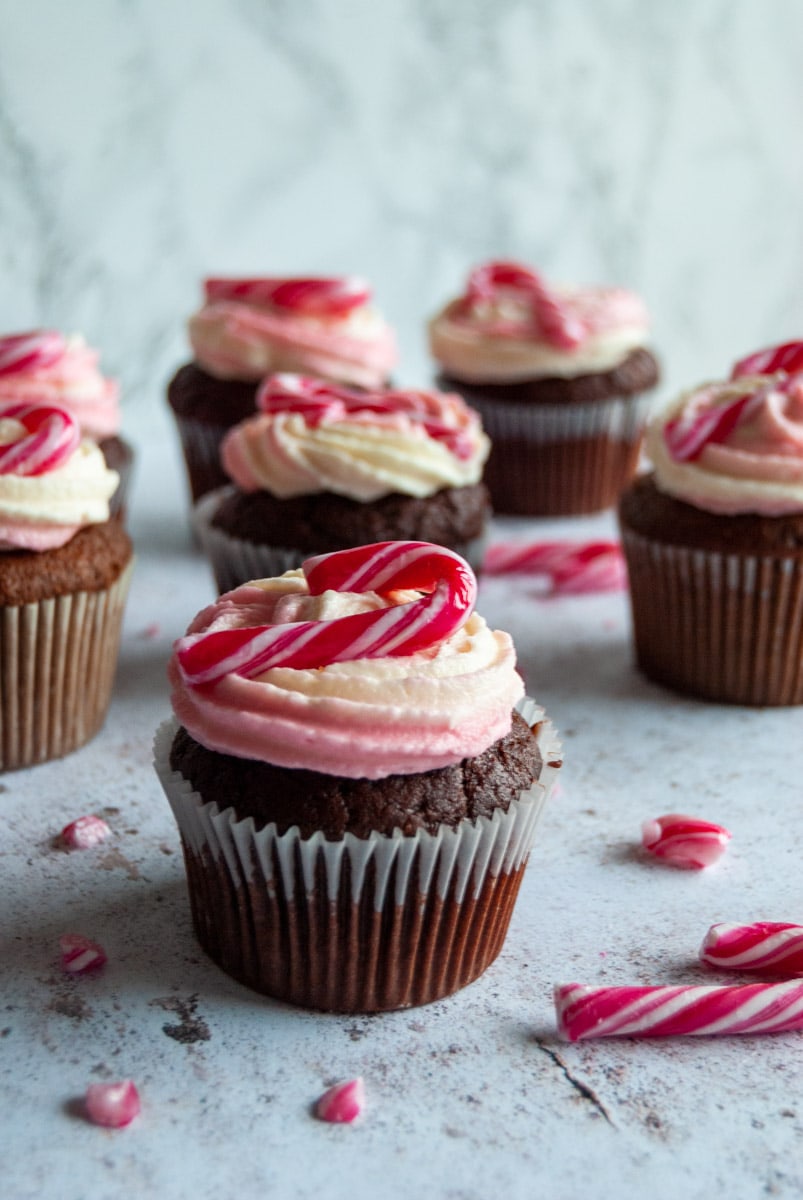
xmin=1 ymin=0 xmax=802 ymax=439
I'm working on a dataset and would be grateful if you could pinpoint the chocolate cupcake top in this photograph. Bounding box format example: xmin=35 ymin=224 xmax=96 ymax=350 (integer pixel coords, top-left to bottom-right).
xmin=219 ymin=373 xmax=490 ymax=502
xmin=646 ymin=340 xmax=803 ymax=516
xmin=169 ymin=541 xmax=527 ymax=780
xmin=188 ymin=276 xmax=397 ymax=390
xmin=0 ymin=330 xmax=121 ymax=440
xmin=429 ymin=259 xmax=651 ymax=384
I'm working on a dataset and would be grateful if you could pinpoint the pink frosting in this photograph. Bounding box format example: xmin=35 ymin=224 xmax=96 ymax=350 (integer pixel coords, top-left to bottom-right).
xmin=0 ymin=519 xmax=81 ymax=551
xmin=0 ymin=333 xmax=120 ymax=440
xmin=700 ymin=382 xmax=803 ymax=480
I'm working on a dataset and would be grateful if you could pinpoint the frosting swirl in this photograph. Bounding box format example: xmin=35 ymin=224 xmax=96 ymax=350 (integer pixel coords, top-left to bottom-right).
xmin=0 ymin=331 xmax=120 ymax=440
xmin=429 ymin=259 xmax=650 ymax=383
xmin=188 ymin=276 xmax=397 ymax=389
xmin=649 ymin=371 xmax=803 ymax=516
xmin=220 ymin=374 xmax=489 ymax=500
xmin=168 ymin=547 xmax=524 ymax=779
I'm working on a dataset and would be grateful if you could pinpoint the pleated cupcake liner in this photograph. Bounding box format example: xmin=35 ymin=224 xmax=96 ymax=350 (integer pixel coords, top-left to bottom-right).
xmin=154 ymin=698 xmax=561 ymax=1012
xmin=0 ymin=558 xmax=134 ymax=771
xmin=621 ymin=527 xmax=803 ymax=706
xmin=173 ymin=414 xmax=233 ymax=503
xmin=194 ymin=485 xmax=490 ymax=595
xmin=460 ymin=390 xmax=656 ymax=516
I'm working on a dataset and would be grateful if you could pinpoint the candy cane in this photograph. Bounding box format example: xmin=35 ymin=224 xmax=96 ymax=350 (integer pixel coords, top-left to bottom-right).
xmin=664 ymin=384 xmax=768 ymax=463
xmin=176 ymin=541 xmax=477 ymax=687
xmin=0 ymin=330 xmax=66 ymax=378
xmin=465 ymin=260 xmax=587 ymax=350
xmin=641 ymin=814 xmax=731 ymax=869
xmin=483 ymin=540 xmax=626 ymax=595
xmin=700 ymin=923 xmax=803 ymax=975
xmin=731 ymin=340 xmax=803 ymax=380
xmin=0 ymin=401 xmax=80 ymax=475
xmin=554 ymin=980 xmax=803 ymax=1041
xmin=257 ymin=373 xmax=477 ymax=461
xmin=315 ymin=1078 xmax=365 ymax=1124
xmin=204 ymin=276 xmax=371 ymax=316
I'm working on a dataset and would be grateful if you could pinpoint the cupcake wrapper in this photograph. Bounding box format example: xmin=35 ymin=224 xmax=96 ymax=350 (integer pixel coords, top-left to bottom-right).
xmin=173 ymin=415 xmax=233 ymax=503
xmin=154 ymin=699 xmax=561 ymax=1011
xmin=621 ymin=528 xmax=803 ymax=706
xmin=0 ymin=559 xmax=134 ymax=770
xmin=194 ymin=486 xmax=489 ymax=594
xmin=464 ymin=390 xmax=655 ymax=516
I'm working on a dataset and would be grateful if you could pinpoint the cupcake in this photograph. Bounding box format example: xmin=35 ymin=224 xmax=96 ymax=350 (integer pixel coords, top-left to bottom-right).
xmin=194 ymin=373 xmax=491 ymax=592
xmin=0 ymin=331 xmax=134 ymax=519
xmin=619 ymin=340 xmax=803 ymax=705
xmin=154 ymin=540 xmax=561 ymax=1012
xmin=0 ymin=399 xmax=133 ymax=769
xmin=429 ymin=260 xmax=660 ymax=515
xmin=167 ymin=276 xmax=398 ymax=504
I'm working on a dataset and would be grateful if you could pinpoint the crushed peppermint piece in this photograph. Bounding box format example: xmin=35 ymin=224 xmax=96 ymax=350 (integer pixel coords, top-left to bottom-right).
xmin=700 ymin=922 xmax=803 ymax=975
xmin=315 ymin=1077 xmax=365 ymax=1124
xmin=641 ymin=814 xmax=731 ymax=869
xmin=84 ymin=1081 xmax=140 ymax=1128
xmin=60 ymin=815 xmax=111 ymax=850
xmin=59 ymin=933 xmax=107 ymax=974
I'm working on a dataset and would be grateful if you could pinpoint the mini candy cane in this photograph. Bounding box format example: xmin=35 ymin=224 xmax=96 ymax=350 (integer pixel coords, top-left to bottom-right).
xmin=731 ymin=340 xmax=803 ymax=379
xmin=641 ymin=814 xmax=731 ymax=869
xmin=465 ymin=260 xmax=586 ymax=349
xmin=0 ymin=400 xmax=80 ymax=475
xmin=204 ymin=276 xmax=371 ymax=316
xmin=664 ymin=385 xmax=767 ymax=462
xmin=700 ymin=923 xmax=803 ymax=975
xmin=59 ymin=933 xmax=107 ymax=974
xmin=257 ymin=373 xmax=477 ymax=460
xmin=554 ymin=980 xmax=803 ymax=1041
xmin=59 ymin=815 xmax=112 ymax=850
xmin=483 ymin=540 xmax=626 ymax=595
xmin=84 ymin=1081 xmax=140 ymax=1128
xmin=176 ymin=541 xmax=477 ymax=686
xmin=0 ymin=330 xmax=66 ymax=378
xmin=315 ymin=1078 xmax=365 ymax=1124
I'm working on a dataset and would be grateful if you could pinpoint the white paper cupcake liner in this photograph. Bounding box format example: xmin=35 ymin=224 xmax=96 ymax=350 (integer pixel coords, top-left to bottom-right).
xmin=154 ymin=698 xmax=561 ymax=1010
xmin=0 ymin=558 xmax=134 ymax=770
xmin=621 ymin=527 xmax=803 ymax=705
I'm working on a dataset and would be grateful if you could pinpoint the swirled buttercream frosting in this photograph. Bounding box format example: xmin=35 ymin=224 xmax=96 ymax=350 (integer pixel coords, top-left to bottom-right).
xmin=188 ymin=276 xmax=397 ymax=389
xmin=0 ymin=331 xmax=120 ymax=440
xmin=429 ymin=259 xmax=650 ymax=383
xmin=169 ymin=541 xmax=525 ymax=778
xmin=220 ymin=374 xmax=490 ymax=501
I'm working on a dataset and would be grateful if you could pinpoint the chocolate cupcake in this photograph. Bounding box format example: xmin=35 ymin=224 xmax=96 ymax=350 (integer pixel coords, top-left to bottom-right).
xmin=429 ymin=260 xmax=660 ymax=515
xmin=0 ymin=399 xmax=133 ymax=768
xmin=154 ymin=541 xmax=561 ymax=1012
xmin=620 ymin=340 xmax=803 ymax=705
xmin=0 ymin=331 xmax=134 ymax=519
xmin=194 ymin=373 xmax=491 ymax=590
xmin=167 ymin=276 xmax=398 ymax=503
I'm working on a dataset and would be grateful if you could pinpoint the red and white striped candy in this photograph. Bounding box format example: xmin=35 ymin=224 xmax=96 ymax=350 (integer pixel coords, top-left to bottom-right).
xmin=465 ymin=260 xmax=586 ymax=350
xmin=0 ymin=330 xmax=66 ymax=378
xmin=176 ymin=541 xmax=477 ymax=687
xmin=555 ymin=980 xmax=803 ymax=1041
xmin=59 ymin=933 xmax=107 ymax=974
xmin=257 ymin=374 xmax=476 ymax=460
xmin=84 ymin=1081 xmax=140 ymax=1128
xmin=664 ymin=387 xmax=766 ymax=463
xmin=731 ymin=340 xmax=803 ymax=380
xmin=0 ymin=400 xmax=80 ymax=475
xmin=204 ymin=276 xmax=371 ymax=316
xmin=641 ymin=814 xmax=731 ymax=869
xmin=700 ymin=923 xmax=803 ymax=975
xmin=483 ymin=539 xmax=626 ymax=595
xmin=315 ymin=1078 xmax=365 ymax=1124
xmin=59 ymin=815 xmax=112 ymax=850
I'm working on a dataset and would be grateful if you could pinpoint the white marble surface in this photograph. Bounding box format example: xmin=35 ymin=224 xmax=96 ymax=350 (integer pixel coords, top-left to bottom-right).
xmin=3 ymin=438 xmax=803 ymax=1200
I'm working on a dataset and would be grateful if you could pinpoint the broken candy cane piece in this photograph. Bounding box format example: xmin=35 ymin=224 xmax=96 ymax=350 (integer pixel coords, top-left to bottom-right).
xmin=204 ymin=276 xmax=371 ymax=316
xmin=483 ymin=540 xmax=626 ymax=595
xmin=59 ymin=933 xmax=107 ymax=974
xmin=0 ymin=330 xmax=66 ymax=377
xmin=315 ymin=1078 xmax=365 ymax=1123
xmin=60 ymin=815 xmax=111 ymax=850
xmin=641 ymin=814 xmax=731 ymax=869
xmin=731 ymin=340 xmax=803 ymax=379
xmin=84 ymin=1081 xmax=140 ymax=1128
xmin=0 ymin=400 xmax=81 ymax=475
xmin=554 ymin=980 xmax=803 ymax=1041
xmin=700 ymin=922 xmax=803 ymax=975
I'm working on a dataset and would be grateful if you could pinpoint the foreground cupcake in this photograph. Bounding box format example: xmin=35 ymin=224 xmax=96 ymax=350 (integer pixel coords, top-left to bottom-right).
xmin=195 ymin=373 xmax=491 ymax=591
xmin=620 ymin=340 xmax=803 ymax=705
xmin=0 ymin=331 xmax=134 ymax=519
xmin=154 ymin=540 xmax=561 ymax=1012
xmin=429 ymin=260 xmax=660 ymax=515
xmin=167 ymin=276 xmax=398 ymax=503
xmin=0 ymin=399 xmax=133 ymax=768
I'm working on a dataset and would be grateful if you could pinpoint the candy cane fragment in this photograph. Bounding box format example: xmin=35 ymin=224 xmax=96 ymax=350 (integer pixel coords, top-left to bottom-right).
xmin=0 ymin=330 xmax=66 ymax=378
xmin=0 ymin=400 xmax=80 ymax=475
xmin=700 ymin=923 xmax=803 ymax=975
xmin=731 ymin=340 xmax=803 ymax=379
xmin=204 ymin=276 xmax=371 ymax=316
xmin=555 ymin=979 xmax=803 ymax=1041
xmin=483 ymin=540 xmax=626 ymax=595
xmin=466 ymin=261 xmax=586 ymax=349
xmin=641 ymin=814 xmax=730 ymax=869
xmin=59 ymin=933 xmax=107 ymax=974
xmin=84 ymin=1081 xmax=140 ymax=1128
xmin=59 ymin=815 xmax=111 ymax=850
xmin=315 ymin=1078 xmax=365 ymax=1123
